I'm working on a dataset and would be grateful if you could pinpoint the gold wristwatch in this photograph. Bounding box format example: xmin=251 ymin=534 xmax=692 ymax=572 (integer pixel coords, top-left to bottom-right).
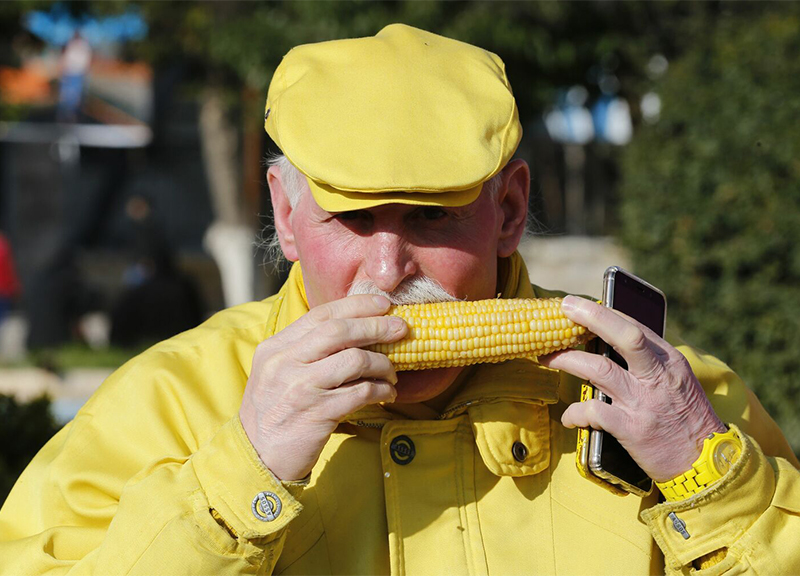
xmin=656 ymin=427 xmax=742 ymax=502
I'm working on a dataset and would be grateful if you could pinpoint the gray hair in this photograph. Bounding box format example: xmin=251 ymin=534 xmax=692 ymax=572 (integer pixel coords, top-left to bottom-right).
xmin=347 ymin=276 xmax=460 ymax=305
xmin=257 ymin=154 xmax=514 ymax=269
xmin=265 ymin=154 xmax=306 ymax=209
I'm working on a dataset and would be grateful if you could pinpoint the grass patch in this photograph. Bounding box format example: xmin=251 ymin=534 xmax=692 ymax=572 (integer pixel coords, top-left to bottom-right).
xmin=1 ymin=343 xmax=148 ymax=370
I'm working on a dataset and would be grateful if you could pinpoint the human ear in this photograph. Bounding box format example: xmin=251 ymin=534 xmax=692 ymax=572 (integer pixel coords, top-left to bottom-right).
xmin=267 ymin=165 xmax=299 ymax=262
xmin=495 ymin=159 xmax=531 ymax=258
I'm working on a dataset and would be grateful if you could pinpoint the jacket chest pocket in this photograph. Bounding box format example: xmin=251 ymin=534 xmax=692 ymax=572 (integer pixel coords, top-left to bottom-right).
xmin=469 ymin=401 xmax=551 ymax=477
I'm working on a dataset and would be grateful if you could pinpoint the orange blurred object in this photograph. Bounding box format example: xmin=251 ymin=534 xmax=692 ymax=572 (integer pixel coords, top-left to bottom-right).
xmin=0 ymin=66 xmax=53 ymax=105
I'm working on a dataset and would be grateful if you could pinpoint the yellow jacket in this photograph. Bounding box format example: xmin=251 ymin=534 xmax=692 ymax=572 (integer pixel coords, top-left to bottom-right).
xmin=2 ymin=255 xmax=799 ymax=575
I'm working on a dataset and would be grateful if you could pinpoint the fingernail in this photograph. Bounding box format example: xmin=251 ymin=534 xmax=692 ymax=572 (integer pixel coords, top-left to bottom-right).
xmin=373 ymin=295 xmax=390 ymax=308
xmin=561 ymin=295 xmax=577 ymax=312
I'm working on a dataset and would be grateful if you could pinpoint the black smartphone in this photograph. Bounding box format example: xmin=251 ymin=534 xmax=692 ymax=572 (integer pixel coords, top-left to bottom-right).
xmin=587 ymin=266 xmax=667 ymax=496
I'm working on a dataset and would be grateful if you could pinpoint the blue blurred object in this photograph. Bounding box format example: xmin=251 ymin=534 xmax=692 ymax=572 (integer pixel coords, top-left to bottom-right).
xmin=543 ymin=86 xmax=595 ymax=145
xmin=23 ymin=3 xmax=148 ymax=47
xmin=591 ymin=94 xmax=632 ymax=146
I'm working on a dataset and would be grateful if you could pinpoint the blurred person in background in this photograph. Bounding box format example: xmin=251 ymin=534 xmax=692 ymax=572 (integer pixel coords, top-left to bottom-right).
xmin=1 ymin=25 xmax=799 ymax=576
xmin=57 ymin=31 xmax=91 ymax=122
xmin=0 ymin=232 xmax=20 ymax=324
xmin=109 ymin=194 xmax=204 ymax=348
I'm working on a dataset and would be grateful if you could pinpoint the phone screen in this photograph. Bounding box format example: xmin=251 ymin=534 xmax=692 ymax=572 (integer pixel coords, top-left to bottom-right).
xmin=607 ymin=270 xmax=666 ymax=366
xmin=592 ymin=268 xmax=666 ymax=492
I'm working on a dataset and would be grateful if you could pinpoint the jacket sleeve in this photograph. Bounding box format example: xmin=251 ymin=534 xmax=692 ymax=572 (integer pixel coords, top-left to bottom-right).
xmin=642 ymin=426 xmax=800 ymax=575
xmin=0 ymin=413 xmax=304 ymax=575
xmin=641 ymin=337 xmax=800 ymax=575
xmin=0 ymin=325 xmax=306 ymax=576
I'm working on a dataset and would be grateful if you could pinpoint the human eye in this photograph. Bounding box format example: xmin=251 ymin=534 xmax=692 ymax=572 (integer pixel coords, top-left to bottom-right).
xmin=335 ymin=210 xmax=371 ymax=222
xmin=415 ymin=207 xmax=448 ymax=221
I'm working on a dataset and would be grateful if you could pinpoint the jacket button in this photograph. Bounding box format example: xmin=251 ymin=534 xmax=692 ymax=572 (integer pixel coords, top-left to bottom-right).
xmin=251 ymin=491 xmax=282 ymax=521
xmin=390 ymin=435 xmax=416 ymax=465
xmin=512 ymin=441 xmax=528 ymax=462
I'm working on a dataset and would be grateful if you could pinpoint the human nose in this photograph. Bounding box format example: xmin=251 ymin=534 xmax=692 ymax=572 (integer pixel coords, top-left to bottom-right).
xmin=364 ymin=232 xmax=418 ymax=293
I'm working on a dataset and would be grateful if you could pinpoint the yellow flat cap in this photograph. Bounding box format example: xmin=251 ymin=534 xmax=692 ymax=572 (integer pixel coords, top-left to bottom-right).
xmin=264 ymin=24 xmax=522 ymax=211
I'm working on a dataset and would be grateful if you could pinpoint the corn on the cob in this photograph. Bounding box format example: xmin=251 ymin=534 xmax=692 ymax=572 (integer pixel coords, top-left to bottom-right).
xmin=370 ymin=297 xmax=594 ymax=371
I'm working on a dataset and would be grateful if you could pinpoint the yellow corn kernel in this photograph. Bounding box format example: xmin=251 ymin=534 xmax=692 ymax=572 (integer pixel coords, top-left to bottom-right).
xmin=370 ymin=297 xmax=595 ymax=371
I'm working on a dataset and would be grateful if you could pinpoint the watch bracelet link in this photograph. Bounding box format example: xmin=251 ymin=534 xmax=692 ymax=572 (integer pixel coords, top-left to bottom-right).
xmin=656 ymin=426 xmax=741 ymax=502
xmin=656 ymin=463 xmax=719 ymax=502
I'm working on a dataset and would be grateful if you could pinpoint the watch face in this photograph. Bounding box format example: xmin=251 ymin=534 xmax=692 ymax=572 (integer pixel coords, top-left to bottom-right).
xmin=712 ymin=440 xmax=741 ymax=475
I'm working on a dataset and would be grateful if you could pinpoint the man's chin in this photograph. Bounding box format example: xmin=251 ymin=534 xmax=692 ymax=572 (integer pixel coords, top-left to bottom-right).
xmin=392 ymin=366 xmax=463 ymax=404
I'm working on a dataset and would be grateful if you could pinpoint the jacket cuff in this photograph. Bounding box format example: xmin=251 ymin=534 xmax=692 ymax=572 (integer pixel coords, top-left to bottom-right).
xmin=640 ymin=425 xmax=771 ymax=571
xmin=192 ymin=415 xmax=305 ymax=540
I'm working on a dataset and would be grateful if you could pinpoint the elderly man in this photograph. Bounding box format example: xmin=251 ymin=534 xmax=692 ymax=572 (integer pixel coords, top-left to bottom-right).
xmin=1 ymin=24 xmax=799 ymax=576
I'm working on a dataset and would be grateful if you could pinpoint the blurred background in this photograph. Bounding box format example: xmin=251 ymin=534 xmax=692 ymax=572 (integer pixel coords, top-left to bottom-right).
xmin=1 ymin=1 xmax=799 ymax=503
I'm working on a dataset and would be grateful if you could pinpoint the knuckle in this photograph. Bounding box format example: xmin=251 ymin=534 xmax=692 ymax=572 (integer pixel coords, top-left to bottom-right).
xmin=374 ymin=317 xmax=390 ymax=338
xmin=345 ymin=348 xmax=371 ymax=375
xmin=250 ymin=352 xmax=281 ymax=385
xmin=584 ymin=305 xmax=604 ymax=325
xmin=585 ymin=401 xmax=603 ymax=425
xmin=642 ymin=362 xmax=667 ymax=385
xmin=564 ymin=402 xmax=582 ymax=421
xmin=667 ymin=352 xmax=692 ymax=374
xmin=626 ymin=326 xmax=649 ymax=352
xmin=284 ymin=390 xmax=306 ymax=412
xmin=636 ymin=412 xmax=660 ymax=438
xmin=350 ymin=381 xmax=374 ymax=403
xmin=255 ymin=339 xmax=274 ymax=357
xmin=322 ymin=319 xmax=348 ymax=341
xmin=378 ymin=317 xmax=400 ymax=341
xmin=253 ymin=340 xmax=271 ymax=363
xmin=594 ymin=358 xmax=617 ymax=382
xmin=307 ymin=304 xmax=333 ymax=325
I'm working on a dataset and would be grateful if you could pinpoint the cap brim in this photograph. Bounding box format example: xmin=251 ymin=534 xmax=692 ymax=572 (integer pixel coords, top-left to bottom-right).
xmin=307 ymin=178 xmax=484 ymax=212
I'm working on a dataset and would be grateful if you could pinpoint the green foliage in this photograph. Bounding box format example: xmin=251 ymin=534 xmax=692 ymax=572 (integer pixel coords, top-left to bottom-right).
xmin=35 ymin=343 xmax=141 ymax=370
xmin=619 ymin=6 xmax=800 ymax=451
xmin=0 ymin=395 xmax=61 ymax=507
xmin=128 ymin=1 xmax=706 ymax=125
xmin=1 ymin=344 xmax=142 ymax=369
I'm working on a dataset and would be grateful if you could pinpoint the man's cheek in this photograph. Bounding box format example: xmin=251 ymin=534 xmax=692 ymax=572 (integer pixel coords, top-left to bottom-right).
xmin=423 ymin=251 xmax=495 ymax=300
xmin=298 ymin=251 xmax=358 ymax=305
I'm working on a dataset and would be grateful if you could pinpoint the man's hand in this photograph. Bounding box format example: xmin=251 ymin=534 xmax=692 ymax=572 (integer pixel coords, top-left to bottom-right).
xmin=239 ymin=295 xmax=408 ymax=481
xmin=539 ymin=295 xmax=726 ymax=482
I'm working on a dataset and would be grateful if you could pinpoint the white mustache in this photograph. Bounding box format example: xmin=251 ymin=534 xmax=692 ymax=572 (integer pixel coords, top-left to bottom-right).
xmin=347 ymin=277 xmax=460 ymax=305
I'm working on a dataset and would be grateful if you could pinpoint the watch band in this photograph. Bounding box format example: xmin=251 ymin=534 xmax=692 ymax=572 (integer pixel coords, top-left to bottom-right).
xmin=657 ymin=464 xmax=719 ymax=501
xmin=656 ymin=427 xmax=742 ymax=502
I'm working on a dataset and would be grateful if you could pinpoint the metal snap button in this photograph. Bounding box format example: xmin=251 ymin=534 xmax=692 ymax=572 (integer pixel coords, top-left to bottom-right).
xmin=512 ymin=441 xmax=528 ymax=462
xmin=668 ymin=512 xmax=690 ymax=540
xmin=390 ymin=435 xmax=416 ymax=465
xmin=251 ymin=491 xmax=281 ymax=522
